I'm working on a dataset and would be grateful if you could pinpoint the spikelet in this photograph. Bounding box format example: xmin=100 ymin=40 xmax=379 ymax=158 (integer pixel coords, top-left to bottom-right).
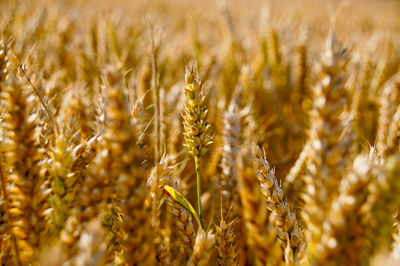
xmin=182 ymin=68 xmax=213 ymax=229
xmin=289 ymin=28 xmax=310 ymax=138
xmin=253 ymin=33 xmax=268 ymax=79
xmin=294 ymin=42 xmax=309 ymax=108
xmin=363 ymin=154 xmax=400 ymax=254
xmin=0 ymin=40 xmax=14 ymax=264
xmin=168 ymin=197 xmax=196 ymax=262
xmin=215 ymin=216 xmax=238 ymax=266
xmin=267 ymin=25 xmax=282 ymax=70
xmin=90 ymin=22 xmax=98 ymax=59
xmin=182 ymin=68 xmax=213 ymax=158
xmin=352 ymin=56 xmax=375 ymax=148
xmin=370 ymin=38 xmax=397 ymax=94
xmin=162 ymin=84 xmax=184 ymax=157
xmin=103 ymin=71 xmax=155 ymax=264
xmin=67 ymin=92 xmax=96 ymax=141
xmin=61 ymin=93 xmax=98 ymax=192
xmin=20 ymin=67 xmax=59 ymax=152
xmin=219 ymin=93 xmax=242 ymax=219
xmin=148 ymin=157 xmax=171 ymax=216
xmin=303 ymin=31 xmax=349 ymax=261
xmin=57 ymin=25 xmax=77 ymax=81
xmin=61 ymin=108 xmax=114 ymax=257
xmin=61 ymin=70 xmax=154 ymax=264
xmin=60 ymin=209 xmax=82 ymax=259
xmin=219 ymin=40 xmax=242 ymax=103
xmin=83 ymin=71 xmax=128 ymax=213
xmin=71 ymin=136 xmax=98 ymax=185
xmin=162 ymin=163 xmax=192 ymax=263
xmin=138 ymin=60 xmax=152 ymax=108
xmin=47 ymin=134 xmax=80 ymax=234
xmin=2 ymin=75 xmax=51 ymax=263
xmin=148 ymin=156 xmax=172 ymax=264
xmin=131 ymin=92 xmax=152 ymax=156
xmin=313 ymin=155 xmax=374 ymax=264
xmin=254 ymin=146 xmax=305 ymax=263
xmin=284 ymin=141 xmax=311 ymax=204
xmin=212 ymin=91 xmax=243 ymax=266
xmin=187 ymin=229 xmax=215 ymax=266
xmin=78 ymin=48 xmax=97 ymax=94
xmin=267 ymin=25 xmax=289 ymax=103
xmin=377 ymin=81 xmax=400 ymax=156
xmin=238 ymin=146 xmax=282 ymax=265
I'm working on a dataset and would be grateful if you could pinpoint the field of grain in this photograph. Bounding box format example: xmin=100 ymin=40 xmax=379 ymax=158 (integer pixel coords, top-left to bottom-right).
xmin=1 ymin=0 xmax=400 ymax=265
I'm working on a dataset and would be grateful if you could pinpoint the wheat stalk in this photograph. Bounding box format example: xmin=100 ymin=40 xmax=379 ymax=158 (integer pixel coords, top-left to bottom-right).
xmin=182 ymin=68 xmax=213 ymax=229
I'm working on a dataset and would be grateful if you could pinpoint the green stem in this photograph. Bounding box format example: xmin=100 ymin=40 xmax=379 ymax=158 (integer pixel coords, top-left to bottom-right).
xmin=194 ymin=156 xmax=204 ymax=229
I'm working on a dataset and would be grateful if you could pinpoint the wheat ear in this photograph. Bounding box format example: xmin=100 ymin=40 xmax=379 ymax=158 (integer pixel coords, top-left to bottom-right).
xmin=254 ymin=146 xmax=305 ymax=263
xmin=182 ymin=68 xmax=213 ymax=229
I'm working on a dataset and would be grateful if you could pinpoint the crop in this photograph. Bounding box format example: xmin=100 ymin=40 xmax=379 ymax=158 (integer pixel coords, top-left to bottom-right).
xmin=1 ymin=0 xmax=400 ymax=265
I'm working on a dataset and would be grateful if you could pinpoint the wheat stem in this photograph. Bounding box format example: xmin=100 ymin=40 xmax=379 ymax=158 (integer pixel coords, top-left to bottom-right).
xmin=151 ymin=26 xmax=161 ymax=163
xmin=195 ymin=156 xmax=205 ymax=229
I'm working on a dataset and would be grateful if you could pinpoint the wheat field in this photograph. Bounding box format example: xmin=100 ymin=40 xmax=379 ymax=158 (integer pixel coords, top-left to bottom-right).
xmin=1 ymin=0 xmax=400 ymax=265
